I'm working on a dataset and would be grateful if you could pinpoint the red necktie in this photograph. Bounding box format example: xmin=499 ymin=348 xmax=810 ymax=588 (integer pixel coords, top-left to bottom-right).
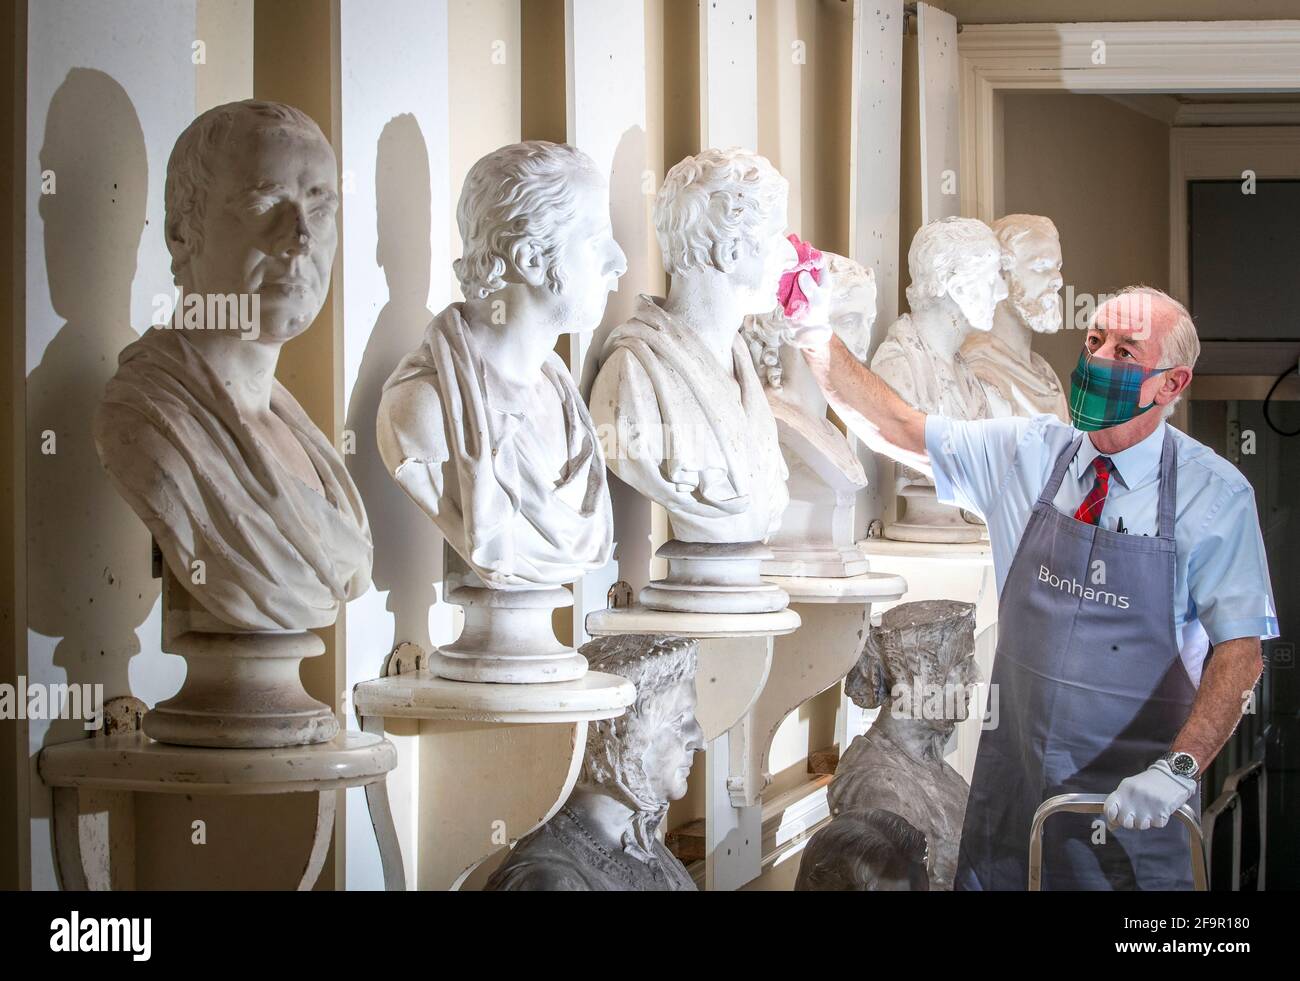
xmin=1074 ymin=456 xmax=1112 ymax=525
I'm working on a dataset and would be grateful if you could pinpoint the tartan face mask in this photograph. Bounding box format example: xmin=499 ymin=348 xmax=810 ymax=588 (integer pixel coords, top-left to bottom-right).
xmin=1068 ymin=350 xmax=1171 ymax=431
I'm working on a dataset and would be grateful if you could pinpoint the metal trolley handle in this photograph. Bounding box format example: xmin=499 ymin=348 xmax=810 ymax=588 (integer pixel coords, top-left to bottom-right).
xmin=1028 ymin=793 xmax=1207 ymax=891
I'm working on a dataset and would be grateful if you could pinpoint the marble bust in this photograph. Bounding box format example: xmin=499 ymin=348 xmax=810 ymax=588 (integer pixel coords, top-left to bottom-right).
xmin=825 ymin=600 xmax=977 ymax=891
xmin=963 ymin=214 xmax=1069 ymax=420
xmin=744 ymin=252 xmax=875 ymax=577
xmin=377 ymin=141 xmax=626 ymax=682
xmin=95 ymin=99 xmax=372 ymax=633
xmin=588 ymin=147 xmax=796 ymax=613
xmin=485 ymin=634 xmax=705 ymax=891
xmin=871 ymin=216 xmax=1002 ymax=419
xmin=94 ymin=100 xmax=371 ymax=746
xmin=870 ymin=217 xmax=1004 ymax=543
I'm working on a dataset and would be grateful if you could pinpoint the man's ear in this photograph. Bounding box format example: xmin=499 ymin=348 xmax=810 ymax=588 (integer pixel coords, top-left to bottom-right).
xmin=1146 ymin=365 xmax=1192 ymax=408
xmin=1162 ymin=366 xmax=1194 ymax=403
xmin=166 ymin=216 xmax=192 ymax=277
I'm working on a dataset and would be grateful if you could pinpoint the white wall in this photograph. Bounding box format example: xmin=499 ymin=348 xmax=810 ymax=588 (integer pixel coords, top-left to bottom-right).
xmin=22 ymin=0 xmax=218 ymax=890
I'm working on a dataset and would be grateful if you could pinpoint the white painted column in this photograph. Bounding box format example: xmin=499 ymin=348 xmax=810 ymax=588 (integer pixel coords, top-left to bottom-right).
xmin=564 ymin=0 xmax=652 ymax=641
xmin=846 ymin=0 xmax=905 ymax=541
xmin=337 ymin=0 xmax=454 ymax=890
xmin=700 ymin=0 xmax=758 ymax=150
xmin=917 ymin=2 xmax=960 ymax=223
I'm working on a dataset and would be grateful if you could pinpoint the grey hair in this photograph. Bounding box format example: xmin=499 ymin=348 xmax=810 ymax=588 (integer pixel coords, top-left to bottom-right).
xmin=905 ymin=216 xmax=1002 ymax=311
xmin=654 ymin=147 xmax=789 ymax=277
xmin=452 ymin=140 xmax=603 ymax=300
xmin=1092 ymin=285 xmax=1200 ymax=418
xmin=165 ymin=100 xmax=324 ymax=280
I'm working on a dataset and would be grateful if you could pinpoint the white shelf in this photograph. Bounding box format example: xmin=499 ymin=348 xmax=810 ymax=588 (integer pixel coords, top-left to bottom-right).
xmin=352 ymin=669 xmax=635 ymax=724
xmin=37 ymin=730 xmax=395 ymax=796
xmin=585 ymin=605 xmax=802 ymax=639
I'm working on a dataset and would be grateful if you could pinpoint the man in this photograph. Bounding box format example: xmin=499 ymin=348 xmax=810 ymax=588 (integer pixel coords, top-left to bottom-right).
xmin=793 ymin=281 xmax=1277 ymax=889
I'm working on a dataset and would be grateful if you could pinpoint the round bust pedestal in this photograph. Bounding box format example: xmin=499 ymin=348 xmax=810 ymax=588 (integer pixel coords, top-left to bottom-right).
xmin=885 ymin=484 xmax=983 ymax=544
xmin=144 ymin=629 xmax=338 ymax=749
xmin=639 ymin=540 xmax=790 ymax=614
xmin=429 ymin=584 xmax=588 ymax=684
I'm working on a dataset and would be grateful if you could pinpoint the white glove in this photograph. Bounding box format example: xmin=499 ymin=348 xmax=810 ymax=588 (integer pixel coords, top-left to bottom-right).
xmin=789 ymin=270 xmax=833 ymax=349
xmin=1103 ymin=760 xmax=1197 ymax=831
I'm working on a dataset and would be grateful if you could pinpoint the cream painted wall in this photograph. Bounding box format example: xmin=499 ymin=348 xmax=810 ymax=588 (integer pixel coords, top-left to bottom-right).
xmin=1000 ymin=93 xmax=1171 ymax=389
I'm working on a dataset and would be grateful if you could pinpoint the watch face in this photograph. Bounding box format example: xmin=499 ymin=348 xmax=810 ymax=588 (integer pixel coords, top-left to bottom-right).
xmin=1172 ymin=753 xmax=1196 ymax=775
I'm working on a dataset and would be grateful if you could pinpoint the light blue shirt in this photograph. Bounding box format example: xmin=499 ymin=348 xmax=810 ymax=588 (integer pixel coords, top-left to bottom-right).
xmin=925 ymin=414 xmax=1278 ymax=687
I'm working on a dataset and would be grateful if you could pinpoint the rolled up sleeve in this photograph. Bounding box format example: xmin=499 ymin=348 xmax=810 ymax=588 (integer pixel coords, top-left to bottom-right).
xmin=1189 ymin=484 xmax=1280 ymax=646
xmin=925 ymin=414 xmax=1030 ymax=520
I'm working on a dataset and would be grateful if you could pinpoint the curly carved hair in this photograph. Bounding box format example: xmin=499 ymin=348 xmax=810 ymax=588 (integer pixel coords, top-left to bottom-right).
xmin=904 ymin=216 xmax=1002 ymax=312
xmin=654 ymin=147 xmax=788 ymax=277
xmin=453 ymin=140 xmax=603 ymax=300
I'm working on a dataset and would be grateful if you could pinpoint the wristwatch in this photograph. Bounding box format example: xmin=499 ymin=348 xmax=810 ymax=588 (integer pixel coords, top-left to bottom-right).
xmin=1158 ymin=750 xmax=1200 ymax=780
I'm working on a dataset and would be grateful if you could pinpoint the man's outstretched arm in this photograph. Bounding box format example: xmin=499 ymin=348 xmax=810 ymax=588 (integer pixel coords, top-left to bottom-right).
xmin=794 ymin=327 xmax=931 ymax=475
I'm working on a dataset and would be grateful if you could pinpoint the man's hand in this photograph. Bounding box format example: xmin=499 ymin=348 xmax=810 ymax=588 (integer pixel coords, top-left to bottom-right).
xmin=789 ymin=270 xmax=833 ymax=349
xmin=1103 ymin=760 xmax=1197 ymax=831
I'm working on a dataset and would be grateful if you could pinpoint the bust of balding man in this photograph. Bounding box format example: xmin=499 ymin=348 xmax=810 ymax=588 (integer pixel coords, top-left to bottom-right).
xmin=95 ymin=99 xmax=372 ymax=634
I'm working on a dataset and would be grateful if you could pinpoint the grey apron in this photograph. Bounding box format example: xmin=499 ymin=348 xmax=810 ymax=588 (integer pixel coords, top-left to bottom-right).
xmin=955 ymin=429 xmax=1198 ymax=890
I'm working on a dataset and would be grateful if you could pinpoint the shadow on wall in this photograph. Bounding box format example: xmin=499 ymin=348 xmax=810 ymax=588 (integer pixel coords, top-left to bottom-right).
xmin=27 ymin=69 xmax=162 ymax=766
xmin=587 ymin=125 xmax=656 ymax=594
xmin=344 ymin=112 xmax=442 ymax=657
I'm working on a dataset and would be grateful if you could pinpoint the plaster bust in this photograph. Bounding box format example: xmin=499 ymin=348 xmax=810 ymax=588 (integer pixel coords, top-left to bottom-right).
xmin=485 ymin=634 xmax=705 ymax=891
xmin=962 ymin=213 xmax=1069 ymax=420
xmin=588 ymin=148 xmax=795 ymax=612
xmin=870 ymin=216 xmax=1003 ymax=419
xmin=590 ymin=147 xmax=793 ymax=547
xmin=376 ymin=141 xmax=625 ymax=590
xmin=745 ymin=252 xmax=875 ymax=576
xmin=826 ymin=600 xmax=977 ymax=891
xmin=94 ymin=100 xmax=372 ymax=632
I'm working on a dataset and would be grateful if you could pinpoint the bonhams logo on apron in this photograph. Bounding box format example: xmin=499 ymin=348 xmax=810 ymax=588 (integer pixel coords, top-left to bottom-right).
xmin=1038 ymin=564 xmax=1131 ymax=609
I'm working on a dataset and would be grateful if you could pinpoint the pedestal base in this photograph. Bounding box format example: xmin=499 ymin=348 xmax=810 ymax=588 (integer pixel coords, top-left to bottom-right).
xmin=640 ymin=540 xmax=790 ymax=614
xmin=885 ymin=484 xmax=982 ymax=544
xmin=145 ymin=630 xmax=337 ymax=749
xmin=432 ymin=585 xmax=587 ymax=684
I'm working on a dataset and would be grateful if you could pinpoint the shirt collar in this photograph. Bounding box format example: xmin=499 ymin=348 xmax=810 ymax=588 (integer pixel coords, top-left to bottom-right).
xmin=1072 ymin=420 xmax=1166 ymax=490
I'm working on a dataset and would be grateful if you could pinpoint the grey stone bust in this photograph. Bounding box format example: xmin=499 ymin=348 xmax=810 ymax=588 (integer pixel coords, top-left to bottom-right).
xmin=485 ymin=634 xmax=705 ymax=891
xmin=820 ymin=600 xmax=977 ymax=891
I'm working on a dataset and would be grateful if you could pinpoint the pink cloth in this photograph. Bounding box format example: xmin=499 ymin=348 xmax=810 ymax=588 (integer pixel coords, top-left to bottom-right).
xmin=776 ymin=234 xmax=824 ymax=320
